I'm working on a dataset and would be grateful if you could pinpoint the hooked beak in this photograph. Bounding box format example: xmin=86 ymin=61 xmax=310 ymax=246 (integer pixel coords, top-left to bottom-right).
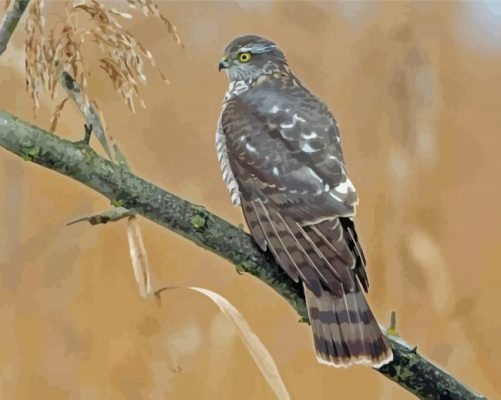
xmin=218 ymin=57 xmax=230 ymax=71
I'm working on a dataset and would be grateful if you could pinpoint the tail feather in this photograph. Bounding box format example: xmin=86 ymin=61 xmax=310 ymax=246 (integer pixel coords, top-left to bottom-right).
xmin=241 ymin=198 xmax=267 ymax=251
xmin=250 ymin=199 xmax=323 ymax=295
xmin=249 ymin=198 xmax=298 ymax=278
xmin=313 ymin=219 xmax=354 ymax=266
xmin=305 ymin=283 xmax=393 ymax=368
xmin=240 ymin=200 xmax=391 ymax=368
xmin=302 ymin=223 xmax=355 ymax=292
xmin=341 ymin=217 xmax=369 ymax=291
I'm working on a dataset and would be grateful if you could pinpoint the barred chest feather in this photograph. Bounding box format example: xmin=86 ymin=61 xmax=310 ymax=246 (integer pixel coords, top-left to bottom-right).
xmin=215 ymin=79 xmax=251 ymax=206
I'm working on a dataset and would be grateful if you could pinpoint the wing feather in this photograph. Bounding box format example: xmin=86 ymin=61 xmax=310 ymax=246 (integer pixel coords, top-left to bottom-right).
xmin=217 ymin=72 xmax=391 ymax=367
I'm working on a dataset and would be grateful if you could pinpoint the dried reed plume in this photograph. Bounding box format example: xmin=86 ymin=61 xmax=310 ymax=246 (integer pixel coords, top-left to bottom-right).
xmin=126 ymin=0 xmax=183 ymax=48
xmin=24 ymin=0 xmax=182 ymax=120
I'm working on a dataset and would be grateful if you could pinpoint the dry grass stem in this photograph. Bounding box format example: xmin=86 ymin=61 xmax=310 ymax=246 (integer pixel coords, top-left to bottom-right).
xmin=127 ymin=215 xmax=153 ymax=298
xmin=155 ymin=286 xmax=291 ymax=400
xmin=189 ymin=287 xmax=291 ymax=400
xmin=49 ymin=96 xmax=68 ymax=132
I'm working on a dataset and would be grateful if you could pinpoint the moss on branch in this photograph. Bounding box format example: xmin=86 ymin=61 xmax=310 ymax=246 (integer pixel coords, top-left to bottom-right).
xmin=0 ymin=110 xmax=486 ymax=400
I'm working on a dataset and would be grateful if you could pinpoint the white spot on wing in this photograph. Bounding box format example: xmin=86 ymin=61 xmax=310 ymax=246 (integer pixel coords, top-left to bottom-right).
xmin=329 ymin=192 xmax=343 ymax=201
xmin=301 ymin=131 xmax=318 ymax=139
xmin=245 ymin=143 xmax=257 ymax=153
xmin=272 ymin=167 xmax=279 ymax=176
xmin=271 ymin=105 xmax=279 ymax=113
xmin=280 ymin=114 xmax=306 ymax=129
xmin=300 ymin=142 xmax=318 ymax=153
xmin=335 ymin=178 xmax=355 ymax=194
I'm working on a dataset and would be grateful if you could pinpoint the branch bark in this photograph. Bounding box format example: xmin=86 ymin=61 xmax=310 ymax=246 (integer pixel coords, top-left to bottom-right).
xmin=0 ymin=0 xmax=30 ymax=56
xmin=0 ymin=110 xmax=486 ymax=400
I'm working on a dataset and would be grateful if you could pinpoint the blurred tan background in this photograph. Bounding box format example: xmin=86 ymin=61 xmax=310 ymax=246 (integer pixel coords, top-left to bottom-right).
xmin=1 ymin=1 xmax=501 ymax=399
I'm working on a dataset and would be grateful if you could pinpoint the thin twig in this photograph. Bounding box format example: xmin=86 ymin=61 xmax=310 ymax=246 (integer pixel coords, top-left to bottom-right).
xmin=0 ymin=0 xmax=30 ymax=56
xmin=126 ymin=215 xmax=153 ymax=298
xmin=66 ymin=207 xmax=134 ymax=226
xmin=387 ymin=311 xmax=399 ymax=337
xmin=83 ymin=123 xmax=92 ymax=145
xmin=59 ymin=71 xmax=112 ymax=158
xmin=0 ymin=110 xmax=487 ymax=400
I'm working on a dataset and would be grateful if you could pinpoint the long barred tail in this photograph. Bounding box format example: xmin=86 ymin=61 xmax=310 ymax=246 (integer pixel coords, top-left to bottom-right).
xmin=241 ymin=197 xmax=392 ymax=367
xmin=304 ymin=282 xmax=392 ymax=368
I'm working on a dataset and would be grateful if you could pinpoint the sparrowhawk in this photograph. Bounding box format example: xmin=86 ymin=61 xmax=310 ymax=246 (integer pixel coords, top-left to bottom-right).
xmin=216 ymin=35 xmax=392 ymax=368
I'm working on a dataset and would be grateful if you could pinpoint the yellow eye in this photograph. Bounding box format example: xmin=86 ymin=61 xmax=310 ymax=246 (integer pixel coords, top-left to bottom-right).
xmin=238 ymin=52 xmax=252 ymax=63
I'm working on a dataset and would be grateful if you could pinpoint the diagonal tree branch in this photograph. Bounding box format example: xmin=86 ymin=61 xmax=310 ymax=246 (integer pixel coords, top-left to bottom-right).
xmin=0 ymin=0 xmax=30 ymax=56
xmin=0 ymin=110 xmax=486 ymax=400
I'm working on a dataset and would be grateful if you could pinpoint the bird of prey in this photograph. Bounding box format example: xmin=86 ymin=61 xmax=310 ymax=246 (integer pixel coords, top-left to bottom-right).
xmin=216 ymin=35 xmax=392 ymax=368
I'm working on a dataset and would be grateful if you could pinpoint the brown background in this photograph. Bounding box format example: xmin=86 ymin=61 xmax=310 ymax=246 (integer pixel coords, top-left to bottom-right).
xmin=1 ymin=1 xmax=500 ymax=399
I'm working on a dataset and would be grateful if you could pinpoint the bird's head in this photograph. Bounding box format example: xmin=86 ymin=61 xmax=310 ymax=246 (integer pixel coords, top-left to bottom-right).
xmin=219 ymin=35 xmax=287 ymax=82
